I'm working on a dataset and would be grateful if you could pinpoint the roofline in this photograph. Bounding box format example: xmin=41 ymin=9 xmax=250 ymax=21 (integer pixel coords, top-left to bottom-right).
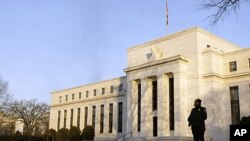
xmin=127 ymin=27 xmax=240 ymax=52
xmin=51 ymin=76 xmax=126 ymax=94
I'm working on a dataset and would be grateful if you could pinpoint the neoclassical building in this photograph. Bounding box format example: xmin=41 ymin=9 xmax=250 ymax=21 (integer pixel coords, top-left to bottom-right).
xmin=49 ymin=27 xmax=250 ymax=141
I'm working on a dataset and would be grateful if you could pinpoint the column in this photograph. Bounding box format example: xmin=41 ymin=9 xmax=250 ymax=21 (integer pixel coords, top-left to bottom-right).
xmin=126 ymin=81 xmax=133 ymax=135
xmin=173 ymin=70 xmax=187 ymax=136
xmin=140 ymin=78 xmax=152 ymax=137
xmin=157 ymin=74 xmax=169 ymax=136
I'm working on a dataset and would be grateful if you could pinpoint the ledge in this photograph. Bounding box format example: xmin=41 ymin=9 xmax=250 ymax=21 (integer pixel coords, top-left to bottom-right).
xmin=124 ymin=55 xmax=189 ymax=73
xmin=203 ymin=72 xmax=250 ymax=79
xmin=50 ymin=93 xmax=125 ymax=108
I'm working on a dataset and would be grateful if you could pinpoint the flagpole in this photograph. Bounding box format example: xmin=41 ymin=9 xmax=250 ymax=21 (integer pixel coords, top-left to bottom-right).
xmin=166 ymin=0 xmax=168 ymax=35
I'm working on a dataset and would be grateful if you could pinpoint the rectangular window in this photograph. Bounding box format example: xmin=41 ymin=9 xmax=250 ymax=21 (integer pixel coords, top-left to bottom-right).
xmin=249 ymin=58 xmax=250 ymax=68
xmin=102 ymin=88 xmax=105 ymax=95
xmin=110 ymin=86 xmax=114 ymax=93
xmin=64 ymin=110 xmax=67 ymax=128
xmin=57 ymin=111 xmax=61 ymax=130
xmin=109 ymin=103 xmax=113 ymax=133
xmin=59 ymin=96 xmax=62 ymax=103
xmin=84 ymin=107 xmax=88 ymax=128
xmin=229 ymin=61 xmax=237 ymax=72
xmin=92 ymin=106 xmax=96 ymax=129
xmin=94 ymin=89 xmax=97 ymax=96
xmin=119 ymin=84 xmax=123 ymax=92
xmin=72 ymin=94 xmax=74 ymax=100
xmin=230 ymin=86 xmax=240 ymax=124
xmin=86 ymin=91 xmax=89 ymax=98
xmin=152 ymin=80 xmax=157 ymax=111
xmin=100 ymin=105 xmax=104 ymax=133
xmin=153 ymin=117 xmax=158 ymax=137
xmin=118 ymin=102 xmax=123 ymax=133
xmin=138 ymin=83 xmax=141 ymax=132
xmin=66 ymin=95 xmax=68 ymax=101
xmin=79 ymin=92 xmax=81 ymax=99
xmin=169 ymin=77 xmax=174 ymax=130
xmin=77 ymin=108 xmax=80 ymax=128
xmin=70 ymin=109 xmax=73 ymax=127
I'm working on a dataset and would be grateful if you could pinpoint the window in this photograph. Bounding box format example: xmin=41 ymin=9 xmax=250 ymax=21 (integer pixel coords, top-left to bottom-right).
xmin=118 ymin=102 xmax=123 ymax=133
xmin=109 ymin=103 xmax=113 ymax=133
xmin=110 ymin=86 xmax=114 ymax=93
xmin=92 ymin=106 xmax=96 ymax=129
xmin=138 ymin=83 xmax=141 ymax=132
xmin=169 ymin=77 xmax=175 ymax=130
xmin=249 ymin=58 xmax=250 ymax=68
xmin=65 ymin=95 xmax=68 ymax=101
xmin=70 ymin=109 xmax=73 ymax=127
xmin=64 ymin=110 xmax=67 ymax=128
xmin=152 ymin=80 xmax=157 ymax=111
xmin=100 ymin=105 xmax=104 ymax=133
xmin=59 ymin=96 xmax=62 ymax=103
xmin=102 ymin=88 xmax=105 ymax=95
xmin=84 ymin=107 xmax=88 ymax=128
xmin=86 ymin=91 xmax=89 ymax=98
xmin=153 ymin=117 xmax=158 ymax=137
xmin=57 ymin=111 xmax=61 ymax=130
xmin=79 ymin=92 xmax=81 ymax=99
xmin=229 ymin=61 xmax=237 ymax=72
xmin=94 ymin=89 xmax=97 ymax=96
xmin=230 ymin=86 xmax=240 ymax=124
xmin=72 ymin=94 xmax=74 ymax=100
xmin=119 ymin=84 xmax=123 ymax=92
xmin=77 ymin=108 xmax=80 ymax=128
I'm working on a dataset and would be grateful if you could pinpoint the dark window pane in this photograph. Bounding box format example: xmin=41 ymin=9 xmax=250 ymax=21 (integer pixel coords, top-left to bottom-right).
xmin=109 ymin=103 xmax=113 ymax=133
xmin=230 ymin=86 xmax=240 ymax=124
xmin=84 ymin=107 xmax=88 ymax=128
xmin=92 ymin=106 xmax=96 ymax=129
xmin=152 ymin=80 xmax=157 ymax=111
xmin=64 ymin=110 xmax=67 ymax=128
xmin=77 ymin=108 xmax=80 ymax=128
xmin=229 ymin=61 xmax=237 ymax=72
xmin=100 ymin=105 xmax=104 ymax=133
xmin=110 ymin=86 xmax=114 ymax=93
xmin=153 ymin=117 xmax=158 ymax=137
xmin=138 ymin=83 xmax=141 ymax=132
xmin=70 ymin=109 xmax=73 ymax=127
xmin=119 ymin=84 xmax=123 ymax=92
xmin=102 ymin=88 xmax=105 ymax=95
xmin=57 ymin=111 xmax=61 ymax=130
xmin=118 ymin=102 xmax=123 ymax=132
xmin=169 ymin=77 xmax=174 ymax=130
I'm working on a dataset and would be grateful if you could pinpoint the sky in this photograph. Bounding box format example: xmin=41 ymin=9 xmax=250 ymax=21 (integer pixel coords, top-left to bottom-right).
xmin=0 ymin=0 xmax=249 ymax=104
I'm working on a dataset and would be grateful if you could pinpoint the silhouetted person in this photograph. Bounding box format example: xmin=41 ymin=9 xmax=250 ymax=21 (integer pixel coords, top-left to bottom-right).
xmin=188 ymin=99 xmax=207 ymax=141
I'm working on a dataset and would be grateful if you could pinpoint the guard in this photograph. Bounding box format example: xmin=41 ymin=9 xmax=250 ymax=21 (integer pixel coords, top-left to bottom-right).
xmin=188 ymin=99 xmax=207 ymax=141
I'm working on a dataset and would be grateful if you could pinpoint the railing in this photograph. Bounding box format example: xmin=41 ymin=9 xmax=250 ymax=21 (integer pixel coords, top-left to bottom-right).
xmin=113 ymin=131 xmax=132 ymax=141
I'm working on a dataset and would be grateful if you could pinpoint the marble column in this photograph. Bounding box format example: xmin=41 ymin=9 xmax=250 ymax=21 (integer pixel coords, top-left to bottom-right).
xmin=173 ymin=70 xmax=187 ymax=137
xmin=140 ymin=78 xmax=152 ymax=137
xmin=157 ymin=74 xmax=169 ymax=136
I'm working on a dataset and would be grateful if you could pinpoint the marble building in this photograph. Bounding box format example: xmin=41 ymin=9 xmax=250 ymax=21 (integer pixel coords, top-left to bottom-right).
xmin=49 ymin=27 xmax=250 ymax=141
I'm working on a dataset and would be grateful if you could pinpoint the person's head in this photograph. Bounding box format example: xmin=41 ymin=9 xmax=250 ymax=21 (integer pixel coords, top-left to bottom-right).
xmin=194 ymin=99 xmax=201 ymax=107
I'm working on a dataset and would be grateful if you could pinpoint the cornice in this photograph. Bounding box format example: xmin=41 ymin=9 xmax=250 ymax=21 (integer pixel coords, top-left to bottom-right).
xmin=50 ymin=93 xmax=125 ymax=108
xmin=124 ymin=55 xmax=189 ymax=73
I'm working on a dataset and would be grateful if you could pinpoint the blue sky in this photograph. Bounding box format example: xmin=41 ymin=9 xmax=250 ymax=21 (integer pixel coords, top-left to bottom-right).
xmin=0 ymin=0 xmax=249 ymax=104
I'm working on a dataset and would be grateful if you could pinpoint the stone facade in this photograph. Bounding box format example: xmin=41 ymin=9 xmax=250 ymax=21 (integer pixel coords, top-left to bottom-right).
xmin=50 ymin=27 xmax=250 ymax=141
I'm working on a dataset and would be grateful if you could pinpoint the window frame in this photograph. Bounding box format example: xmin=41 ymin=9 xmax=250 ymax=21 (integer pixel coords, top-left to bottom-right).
xmin=229 ymin=61 xmax=237 ymax=72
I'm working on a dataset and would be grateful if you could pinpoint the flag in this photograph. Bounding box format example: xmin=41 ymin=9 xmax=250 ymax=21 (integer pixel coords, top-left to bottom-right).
xmin=166 ymin=0 xmax=168 ymax=26
xmin=165 ymin=0 xmax=169 ymax=34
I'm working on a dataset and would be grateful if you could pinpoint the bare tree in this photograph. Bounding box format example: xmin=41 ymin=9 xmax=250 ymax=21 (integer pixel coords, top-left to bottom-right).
xmin=11 ymin=99 xmax=49 ymax=137
xmin=0 ymin=76 xmax=14 ymax=134
xmin=0 ymin=76 xmax=10 ymax=111
xmin=199 ymin=0 xmax=250 ymax=25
